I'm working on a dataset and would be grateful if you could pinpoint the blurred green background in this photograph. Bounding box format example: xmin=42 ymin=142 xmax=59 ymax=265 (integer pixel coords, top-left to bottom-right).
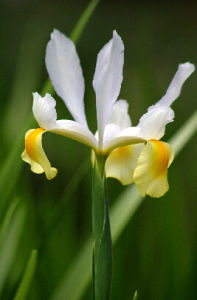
xmin=0 ymin=0 xmax=197 ymax=299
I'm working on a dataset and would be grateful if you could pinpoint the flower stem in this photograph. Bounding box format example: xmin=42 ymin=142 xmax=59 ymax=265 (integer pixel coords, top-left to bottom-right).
xmin=92 ymin=154 xmax=112 ymax=300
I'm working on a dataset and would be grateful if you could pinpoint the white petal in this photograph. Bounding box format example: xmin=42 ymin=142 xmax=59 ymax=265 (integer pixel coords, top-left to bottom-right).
xmin=33 ymin=92 xmax=57 ymax=129
xmin=108 ymin=100 xmax=131 ymax=129
xmin=93 ymin=31 xmax=124 ymax=147
xmin=103 ymin=126 xmax=145 ymax=153
xmin=157 ymin=62 xmax=195 ymax=107
xmin=45 ymin=29 xmax=87 ymax=125
xmin=138 ymin=106 xmax=174 ymax=140
xmin=51 ymin=120 xmax=98 ymax=150
xmin=103 ymin=123 xmax=121 ymax=145
xmin=138 ymin=62 xmax=195 ymax=140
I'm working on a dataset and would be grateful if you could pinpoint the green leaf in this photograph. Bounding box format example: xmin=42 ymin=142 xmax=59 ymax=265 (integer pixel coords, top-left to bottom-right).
xmin=13 ymin=249 xmax=38 ymax=300
xmin=50 ymin=110 xmax=197 ymax=300
xmin=70 ymin=0 xmax=99 ymax=44
xmin=92 ymin=158 xmax=112 ymax=300
xmin=0 ymin=117 xmax=34 ymax=216
xmin=0 ymin=199 xmax=26 ymax=296
xmin=132 ymin=290 xmax=138 ymax=300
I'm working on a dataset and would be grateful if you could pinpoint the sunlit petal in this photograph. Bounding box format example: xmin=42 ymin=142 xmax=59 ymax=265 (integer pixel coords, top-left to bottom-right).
xmin=108 ymin=100 xmax=131 ymax=129
xmin=138 ymin=106 xmax=174 ymax=140
xmin=93 ymin=31 xmax=124 ymax=147
xmin=22 ymin=128 xmax=57 ymax=180
xmin=138 ymin=62 xmax=195 ymax=140
xmin=156 ymin=62 xmax=195 ymax=107
xmin=45 ymin=29 xmax=87 ymax=125
xmin=33 ymin=92 xmax=57 ymax=129
xmin=105 ymin=144 xmax=143 ymax=185
xmin=52 ymin=120 xmax=98 ymax=150
xmin=103 ymin=126 xmax=145 ymax=153
xmin=133 ymin=140 xmax=174 ymax=198
xmin=103 ymin=124 xmax=121 ymax=146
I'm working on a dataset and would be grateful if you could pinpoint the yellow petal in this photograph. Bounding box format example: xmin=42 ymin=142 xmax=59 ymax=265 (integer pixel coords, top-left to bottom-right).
xmin=105 ymin=144 xmax=144 ymax=185
xmin=22 ymin=128 xmax=57 ymax=180
xmin=133 ymin=140 xmax=174 ymax=198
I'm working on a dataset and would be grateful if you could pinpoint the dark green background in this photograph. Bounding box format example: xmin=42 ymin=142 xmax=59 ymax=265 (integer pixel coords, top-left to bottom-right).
xmin=0 ymin=0 xmax=197 ymax=299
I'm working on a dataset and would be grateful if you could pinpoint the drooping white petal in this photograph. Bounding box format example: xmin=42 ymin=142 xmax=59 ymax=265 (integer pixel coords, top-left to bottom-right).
xmin=33 ymin=92 xmax=57 ymax=129
xmin=156 ymin=62 xmax=195 ymax=107
xmin=103 ymin=126 xmax=145 ymax=153
xmin=51 ymin=120 xmax=98 ymax=150
xmin=108 ymin=100 xmax=131 ymax=129
xmin=138 ymin=62 xmax=195 ymax=140
xmin=93 ymin=31 xmax=124 ymax=147
xmin=138 ymin=106 xmax=174 ymax=140
xmin=45 ymin=29 xmax=87 ymax=125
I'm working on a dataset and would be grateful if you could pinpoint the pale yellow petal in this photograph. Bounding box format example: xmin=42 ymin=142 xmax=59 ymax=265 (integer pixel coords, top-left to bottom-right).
xmin=22 ymin=128 xmax=57 ymax=180
xmin=133 ymin=140 xmax=174 ymax=198
xmin=105 ymin=144 xmax=143 ymax=185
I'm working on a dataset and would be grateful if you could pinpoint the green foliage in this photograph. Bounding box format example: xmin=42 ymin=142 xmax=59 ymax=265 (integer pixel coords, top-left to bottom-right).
xmin=0 ymin=1 xmax=196 ymax=300
xmin=14 ymin=250 xmax=38 ymax=300
xmin=0 ymin=199 xmax=26 ymax=297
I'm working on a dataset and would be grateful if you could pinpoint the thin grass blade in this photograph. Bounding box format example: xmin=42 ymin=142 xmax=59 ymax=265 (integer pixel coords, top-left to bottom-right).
xmin=0 ymin=199 xmax=26 ymax=296
xmin=13 ymin=249 xmax=38 ymax=300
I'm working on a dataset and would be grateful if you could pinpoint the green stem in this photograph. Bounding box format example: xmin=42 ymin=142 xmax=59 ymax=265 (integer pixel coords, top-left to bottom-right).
xmin=92 ymin=154 xmax=112 ymax=300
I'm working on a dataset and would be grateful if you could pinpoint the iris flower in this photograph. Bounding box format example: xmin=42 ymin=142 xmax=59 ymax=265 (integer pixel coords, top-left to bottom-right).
xmin=22 ymin=29 xmax=194 ymax=197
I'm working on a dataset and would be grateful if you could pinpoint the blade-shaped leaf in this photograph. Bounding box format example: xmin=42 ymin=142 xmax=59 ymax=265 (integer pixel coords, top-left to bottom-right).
xmin=132 ymin=290 xmax=138 ymax=300
xmin=13 ymin=249 xmax=38 ymax=300
xmin=0 ymin=199 xmax=26 ymax=296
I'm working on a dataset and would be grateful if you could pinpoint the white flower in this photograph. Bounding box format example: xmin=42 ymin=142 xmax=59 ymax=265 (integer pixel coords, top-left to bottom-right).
xmin=22 ymin=30 xmax=144 ymax=180
xmin=22 ymin=29 xmax=195 ymax=197
xmin=105 ymin=63 xmax=195 ymax=197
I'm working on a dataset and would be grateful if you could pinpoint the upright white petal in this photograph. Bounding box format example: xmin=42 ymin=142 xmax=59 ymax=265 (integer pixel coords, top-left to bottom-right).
xmin=108 ymin=100 xmax=131 ymax=129
xmin=33 ymin=92 xmax=57 ymax=129
xmin=45 ymin=29 xmax=87 ymax=125
xmin=138 ymin=62 xmax=195 ymax=140
xmin=156 ymin=62 xmax=195 ymax=107
xmin=93 ymin=31 xmax=124 ymax=148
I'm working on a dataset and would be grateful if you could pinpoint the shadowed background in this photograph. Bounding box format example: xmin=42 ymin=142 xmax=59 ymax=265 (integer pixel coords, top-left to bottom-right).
xmin=0 ymin=0 xmax=197 ymax=299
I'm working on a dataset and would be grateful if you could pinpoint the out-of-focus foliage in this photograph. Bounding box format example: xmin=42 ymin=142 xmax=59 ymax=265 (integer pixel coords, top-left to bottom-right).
xmin=0 ymin=0 xmax=197 ymax=299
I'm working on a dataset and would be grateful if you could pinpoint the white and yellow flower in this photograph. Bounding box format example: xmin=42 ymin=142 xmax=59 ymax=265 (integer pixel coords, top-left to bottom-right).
xmin=22 ymin=30 xmax=144 ymax=179
xmin=105 ymin=62 xmax=195 ymax=197
xmin=22 ymin=29 xmax=194 ymax=197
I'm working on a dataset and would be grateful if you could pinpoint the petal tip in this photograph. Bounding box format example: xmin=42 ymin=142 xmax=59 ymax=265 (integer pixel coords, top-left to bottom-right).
xmin=179 ymin=62 xmax=195 ymax=76
xmin=51 ymin=28 xmax=60 ymax=39
xmin=46 ymin=167 xmax=58 ymax=180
